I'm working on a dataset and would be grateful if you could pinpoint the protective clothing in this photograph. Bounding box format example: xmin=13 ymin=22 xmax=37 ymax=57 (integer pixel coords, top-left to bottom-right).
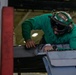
xmin=22 ymin=12 xmax=76 ymax=49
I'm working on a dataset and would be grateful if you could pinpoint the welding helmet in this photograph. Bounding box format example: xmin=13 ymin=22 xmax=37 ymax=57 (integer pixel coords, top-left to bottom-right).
xmin=51 ymin=11 xmax=73 ymax=35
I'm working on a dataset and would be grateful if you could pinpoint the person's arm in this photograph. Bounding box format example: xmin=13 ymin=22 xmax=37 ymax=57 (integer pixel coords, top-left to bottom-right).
xmin=69 ymin=37 xmax=76 ymax=49
xmin=69 ymin=25 xmax=76 ymax=49
xmin=22 ymin=21 xmax=32 ymax=41
xmin=22 ymin=21 xmax=35 ymax=48
xmin=22 ymin=14 xmax=49 ymax=48
xmin=22 ymin=14 xmax=45 ymax=41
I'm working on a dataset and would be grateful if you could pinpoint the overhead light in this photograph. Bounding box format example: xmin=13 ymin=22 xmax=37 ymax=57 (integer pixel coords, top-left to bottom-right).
xmin=23 ymin=41 xmax=26 ymax=43
xmin=32 ymin=33 xmax=38 ymax=37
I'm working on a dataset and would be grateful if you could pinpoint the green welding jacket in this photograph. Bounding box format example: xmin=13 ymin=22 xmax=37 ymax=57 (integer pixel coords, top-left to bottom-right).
xmin=22 ymin=14 xmax=76 ymax=49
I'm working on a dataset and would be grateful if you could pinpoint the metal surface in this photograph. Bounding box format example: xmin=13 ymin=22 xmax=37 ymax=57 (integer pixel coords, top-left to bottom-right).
xmin=14 ymin=45 xmax=46 ymax=73
xmin=43 ymin=51 xmax=76 ymax=75
xmin=14 ymin=45 xmax=36 ymax=58
xmin=43 ymin=56 xmax=52 ymax=75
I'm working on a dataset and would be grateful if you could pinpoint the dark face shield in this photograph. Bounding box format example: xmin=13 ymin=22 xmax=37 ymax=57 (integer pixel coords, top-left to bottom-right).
xmin=51 ymin=18 xmax=70 ymax=35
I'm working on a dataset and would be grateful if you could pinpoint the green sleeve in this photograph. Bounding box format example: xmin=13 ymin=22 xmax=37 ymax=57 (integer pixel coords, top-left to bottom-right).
xmin=22 ymin=21 xmax=33 ymax=41
xmin=69 ymin=25 xmax=76 ymax=49
xmin=69 ymin=37 xmax=76 ymax=49
xmin=57 ymin=37 xmax=76 ymax=51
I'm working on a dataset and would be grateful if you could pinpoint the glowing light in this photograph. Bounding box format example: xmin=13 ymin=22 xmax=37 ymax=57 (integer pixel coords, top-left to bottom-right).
xmin=23 ymin=41 xmax=26 ymax=43
xmin=32 ymin=33 xmax=38 ymax=37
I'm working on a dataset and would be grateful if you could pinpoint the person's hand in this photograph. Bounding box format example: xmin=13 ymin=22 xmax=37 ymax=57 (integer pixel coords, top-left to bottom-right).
xmin=43 ymin=45 xmax=54 ymax=52
xmin=25 ymin=39 xmax=36 ymax=48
